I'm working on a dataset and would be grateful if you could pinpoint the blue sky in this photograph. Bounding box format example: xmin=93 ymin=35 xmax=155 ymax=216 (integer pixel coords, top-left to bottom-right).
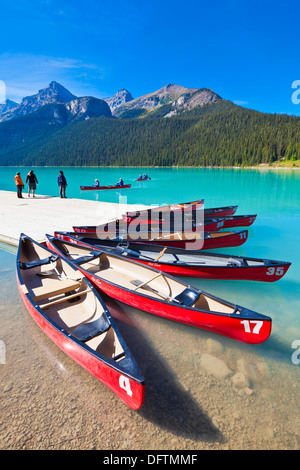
xmin=1 ymin=0 xmax=300 ymax=115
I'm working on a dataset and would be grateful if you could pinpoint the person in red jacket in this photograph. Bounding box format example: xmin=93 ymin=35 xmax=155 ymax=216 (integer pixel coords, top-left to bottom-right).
xmin=14 ymin=172 xmax=24 ymax=198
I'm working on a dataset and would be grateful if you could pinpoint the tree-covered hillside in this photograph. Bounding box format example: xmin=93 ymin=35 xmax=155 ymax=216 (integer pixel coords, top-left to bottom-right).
xmin=0 ymin=101 xmax=299 ymax=167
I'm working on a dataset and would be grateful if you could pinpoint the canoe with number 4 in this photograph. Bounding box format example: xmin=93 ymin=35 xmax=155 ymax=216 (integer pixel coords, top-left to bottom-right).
xmin=46 ymin=234 xmax=272 ymax=344
xmin=16 ymin=234 xmax=145 ymax=410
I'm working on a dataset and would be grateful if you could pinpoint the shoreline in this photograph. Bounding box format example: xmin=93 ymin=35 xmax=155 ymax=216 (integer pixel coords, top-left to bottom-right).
xmin=0 ymin=164 xmax=299 ymax=170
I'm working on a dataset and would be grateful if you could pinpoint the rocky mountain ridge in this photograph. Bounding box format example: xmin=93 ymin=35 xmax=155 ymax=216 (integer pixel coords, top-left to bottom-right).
xmin=0 ymin=81 xmax=223 ymax=122
xmin=0 ymin=81 xmax=112 ymax=122
xmin=111 ymin=84 xmax=222 ymax=118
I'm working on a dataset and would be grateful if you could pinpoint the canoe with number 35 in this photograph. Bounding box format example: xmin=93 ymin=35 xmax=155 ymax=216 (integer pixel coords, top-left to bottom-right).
xmin=52 ymin=232 xmax=291 ymax=282
xmin=46 ymin=234 xmax=272 ymax=344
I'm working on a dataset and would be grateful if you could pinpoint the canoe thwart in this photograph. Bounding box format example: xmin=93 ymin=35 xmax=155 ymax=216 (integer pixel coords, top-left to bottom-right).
xmin=32 ymin=278 xmax=82 ymax=302
xmin=131 ymin=272 xmax=163 ymax=291
xmin=39 ymin=288 xmax=92 ymax=309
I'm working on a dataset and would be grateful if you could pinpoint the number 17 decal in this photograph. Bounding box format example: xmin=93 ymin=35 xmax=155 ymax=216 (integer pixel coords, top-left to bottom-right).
xmin=241 ymin=320 xmax=263 ymax=334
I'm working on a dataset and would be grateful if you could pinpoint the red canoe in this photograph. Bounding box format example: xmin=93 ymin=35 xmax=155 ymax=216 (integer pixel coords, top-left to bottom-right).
xmin=80 ymin=184 xmax=131 ymax=190
xmin=52 ymin=233 xmax=291 ymax=282
xmin=16 ymin=234 xmax=144 ymax=410
xmin=46 ymin=235 xmax=272 ymax=344
xmin=123 ymin=203 xmax=236 ymax=222
xmin=208 ymin=214 xmax=257 ymax=228
xmin=120 ymin=213 xmax=254 ymax=231
xmin=70 ymin=228 xmax=248 ymax=250
xmin=72 ymin=216 xmax=226 ymax=233
xmin=123 ymin=199 xmax=205 ymax=220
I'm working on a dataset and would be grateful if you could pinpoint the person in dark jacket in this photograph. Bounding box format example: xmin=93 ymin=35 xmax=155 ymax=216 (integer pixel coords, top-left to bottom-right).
xmin=26 ymin=170 xmax=38 ymax=197
xmin=58 ymin=170 xmax=67 ymax=198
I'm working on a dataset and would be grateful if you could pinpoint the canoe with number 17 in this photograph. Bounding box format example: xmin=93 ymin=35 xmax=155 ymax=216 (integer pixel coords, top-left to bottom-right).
xmin=46 ymin=234 xmax=272 ymax=345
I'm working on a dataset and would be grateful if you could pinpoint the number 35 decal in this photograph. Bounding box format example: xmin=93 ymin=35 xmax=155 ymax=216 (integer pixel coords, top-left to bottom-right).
xmin=266 ymin=267 xmax=284 ymax=276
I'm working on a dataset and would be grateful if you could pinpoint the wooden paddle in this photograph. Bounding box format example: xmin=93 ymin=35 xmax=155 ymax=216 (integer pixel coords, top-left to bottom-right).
xmin=130 ymin=276 xmax=180 ymax=303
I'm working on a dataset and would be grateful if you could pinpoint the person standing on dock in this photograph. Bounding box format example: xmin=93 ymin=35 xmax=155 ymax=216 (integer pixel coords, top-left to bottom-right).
xmin=26 ymin=170 xmax=38 ymax=197
xmin=58 ymin=170 xmax=67 ymax=198
xmin=14 ymin=172 xmax=24 ymax=198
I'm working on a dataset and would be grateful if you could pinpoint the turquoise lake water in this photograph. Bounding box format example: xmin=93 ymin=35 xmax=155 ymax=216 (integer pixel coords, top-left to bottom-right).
xmin=1 ymin=165 xmax=300 ymax=345
xmin=0 ymin=166 xmax=299 ymax=449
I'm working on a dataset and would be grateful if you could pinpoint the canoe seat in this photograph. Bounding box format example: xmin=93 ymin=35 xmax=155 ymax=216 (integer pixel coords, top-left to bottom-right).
xmin=73 ymin=250 xmax=102 ymax=265
xmin=20 ymin=254 xmax=58 ymax=270
xmin=31 ymin=278 xmax=82 ymax=302
xmin=173 ymin=287 xmax=199 ymax=307
xmin=227 ymin=257 xmax=247 ymax=266
xmin=71 ymin=315 xmax=110 ymax=342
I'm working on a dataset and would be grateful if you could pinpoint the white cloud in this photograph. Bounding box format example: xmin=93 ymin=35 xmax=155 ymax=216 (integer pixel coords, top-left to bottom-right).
xmin=0 ymin=53 xmax=108 ymax=101
xmin=233 ymin=100 xmax=249 ymax=106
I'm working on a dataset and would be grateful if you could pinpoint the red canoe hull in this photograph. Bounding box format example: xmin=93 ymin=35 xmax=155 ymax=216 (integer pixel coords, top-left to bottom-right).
xmin=203 ymin=205 xmax=238 ymax=217
xmin=54 ymin=233 xmax=290 ymax=282
xmin=214 ymin=215 xmax=257 ymax=228
xmin=47 ymin=237 xmax=272 ymax=344
xmin=16 ymin=275 xmax=144 ymax=410
xmin=128 ymin=231 xmax=249 ymax=250
xmin=80 ymin=184 xmax=131 ymax=190
xmin=134 ymin=260 xmax=290 ymax=281
xmin=46 ymin=256 xmax=271 ymax=345
xmin=72 ymin=218 xmax=225 ymax=233
xmin=71 ymin=228 xmax=248 ymax=250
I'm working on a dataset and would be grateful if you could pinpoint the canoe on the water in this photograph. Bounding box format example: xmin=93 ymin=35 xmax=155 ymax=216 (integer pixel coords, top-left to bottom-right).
xmin=16 ymin=234 xmax=144 ymax=410
xmin=72 ymin=215 xmax=226 ymax=233
xmin=80 ymin=184 xmax=131 ymax=190
xmin=207 ymin=214 xmax=257 ymax=228
xmin=123 ymin=199 xmax=204 ymax=220
xmin=70 ymin=228 xmax=248 ymax=250
xmin=51 ymin=233 xmax=291 ymax=282
xmin=46 ymin=234 xmax=272 ymax=344
xmin=119 ymin=213 xmax=255 ymax=231
xmin=123 ymin=204 xmax=237 ymax=222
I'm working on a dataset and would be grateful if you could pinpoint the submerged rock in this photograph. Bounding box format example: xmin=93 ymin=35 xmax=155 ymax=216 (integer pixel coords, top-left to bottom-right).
xmin=200 ymin=353 xmax=232 ymax=379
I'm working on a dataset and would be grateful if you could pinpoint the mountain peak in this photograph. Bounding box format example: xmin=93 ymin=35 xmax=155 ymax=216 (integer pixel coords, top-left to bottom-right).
xmin=104 ymin=89 xmax=134 ymax=112
xmin=0 ymin=99 xmax=18 ymax=119
xmin=0 ymin=82 xmax=77 ymax=121
xmin=34 ymin=81 xmax=77 ymax=103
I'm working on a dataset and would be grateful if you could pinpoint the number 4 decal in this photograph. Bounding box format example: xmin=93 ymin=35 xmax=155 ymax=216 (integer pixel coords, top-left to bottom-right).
xmin=241 ymin=320 xmax=263 ymax=334
xmin=119 ymin=375 xmax=133 ymax=397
